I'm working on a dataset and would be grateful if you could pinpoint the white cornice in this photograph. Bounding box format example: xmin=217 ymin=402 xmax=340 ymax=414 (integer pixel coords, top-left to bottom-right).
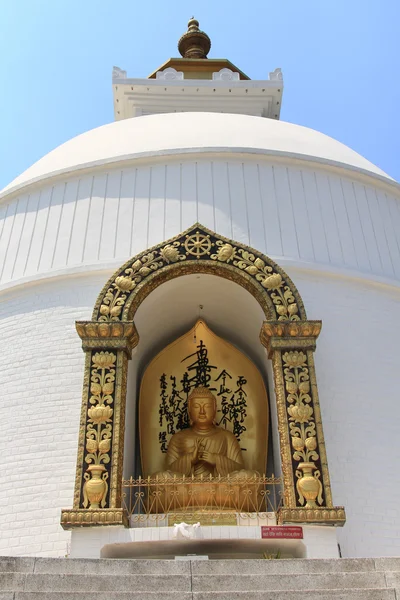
xmin=1 ymin=147 xmax=399 ymax=205
xmin=113 ymin=76 xmax=283 ymax=121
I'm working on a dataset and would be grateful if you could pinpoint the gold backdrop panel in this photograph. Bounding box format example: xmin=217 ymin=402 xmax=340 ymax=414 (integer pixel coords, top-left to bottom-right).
xmin=139 ymin=320 xmax=269 ymax=477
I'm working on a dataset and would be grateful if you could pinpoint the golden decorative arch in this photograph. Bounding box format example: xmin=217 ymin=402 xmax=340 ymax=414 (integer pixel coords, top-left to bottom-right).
xmin=92 ymin=223 xmax=307 ymax=323
xmin=61 ymin=224 xmax=345 ymax=530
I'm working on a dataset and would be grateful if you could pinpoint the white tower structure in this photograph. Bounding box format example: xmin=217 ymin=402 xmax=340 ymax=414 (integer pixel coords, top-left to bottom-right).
xmin=0 ymin=19 xmax=399 ymax=560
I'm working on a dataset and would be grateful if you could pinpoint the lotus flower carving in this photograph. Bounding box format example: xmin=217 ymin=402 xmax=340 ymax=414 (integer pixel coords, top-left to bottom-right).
xmin=102 ymin=382 xmax=114 ymax=395
xmin=216 ymin=243 xmax=235 ymax=262
xmin=298 ymin=381 xmax=310 ymax=394
xmin=254 ymin=258 xmax=265 ymax=270
xmin=292 ymin=436 xmax=305 ymax=451
xmin=92 ymin=352 xmax=116 ymax=370
xmin=286 ymin=381 xmax=298 ymax=394
xmin=115 ymin=276 xmax=135 ymax=292
xmin=283 ymin=351 xmax=307 ymax=368
xmin=160 ymin=244 xmax=180 ymax=263
xmin=88 ymin=405 xmax=113 ymax=424
xmin=98 ymin=438 xmax=111 ymax=454
xmin=261 ymin=273 xmax=282 ymax=290
xmin=288 ymin=403 xmax=313 ymax=423
xmin=86 ymin=438 xmax=98 ymax=453
xmin=90 ymin=383 xmax=102 ymax=396
xmin=305 ymin=436 xmax=317 ymax=451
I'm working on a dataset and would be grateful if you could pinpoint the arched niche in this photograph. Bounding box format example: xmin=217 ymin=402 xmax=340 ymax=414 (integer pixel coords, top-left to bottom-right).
xmin=61 ymin=223 xmax=345 ymax=530
xmin=123 ymin=273 xmax=277 ymax=484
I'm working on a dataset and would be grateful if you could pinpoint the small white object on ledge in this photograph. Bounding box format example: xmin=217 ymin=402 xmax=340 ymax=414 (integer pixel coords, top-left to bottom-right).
xmin=173 ymin=522 xmax=203 ymax=539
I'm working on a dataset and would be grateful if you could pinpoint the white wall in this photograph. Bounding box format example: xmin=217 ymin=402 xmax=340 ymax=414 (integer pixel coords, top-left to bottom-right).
xmin=290 ymin=269 xmax=400 ymax=558
xmin=1 ymin=153 xmax=400 ymax=558
xmin=0 ymin=273 xmax=110 ymax=557
xmin=1 ymin=266 xmax=399 ymax=558
xmin=1 ymin=157 xmax=400 ymax=288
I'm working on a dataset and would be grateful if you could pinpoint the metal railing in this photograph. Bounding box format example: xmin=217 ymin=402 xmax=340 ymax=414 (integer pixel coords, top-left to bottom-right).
xmin=122 ymin=474 xmax=283 ymax=526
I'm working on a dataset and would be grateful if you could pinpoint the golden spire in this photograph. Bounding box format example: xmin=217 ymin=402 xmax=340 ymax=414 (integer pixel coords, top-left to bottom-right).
xmin=178 ymin=17 xmax=211 ymax=59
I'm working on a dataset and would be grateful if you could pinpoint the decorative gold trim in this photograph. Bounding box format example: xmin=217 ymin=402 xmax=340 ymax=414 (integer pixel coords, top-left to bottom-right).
xmin=92 ymin=224 xmax=307 ymax=323
xmin=62 ymin=223 xmax=345 ymax=529
xmin=109 ymin=351 xmax=128 ymax=508
xmin=82 ymin=350 xmax=116 ymax=509
xmin=70 ymin=324 xmax=138 ymax=513
xmin=306 ymin=349 xmax=333 ymax=507
xmin=270 ymin=350 xmax=296 ymax=508
xmin=260 ymin=321 xmax=321 ymax=358
xmin=73 ymin=351 xmax=91 ymax=509
xmin=278 ymin=507 xmax=346 ymax=527
xmin=148 ymin=58 xmax=250 ymax=81
xmin=122 ymin=474 xmax=283 ymax=517
xmin=76 ymin=321 xmax=139 ymax=358
xmin=61 ymin=508 xmax=128 ymax=529
xmin=261 ymin=322 xmax=322 ymax=338
xmin=260 ymin=321 xmax=343 ymax=525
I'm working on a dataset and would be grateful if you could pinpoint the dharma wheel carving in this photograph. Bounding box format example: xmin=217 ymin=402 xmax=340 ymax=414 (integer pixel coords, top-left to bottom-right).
xmin=61 ymin=223 xmax=345 ymax=529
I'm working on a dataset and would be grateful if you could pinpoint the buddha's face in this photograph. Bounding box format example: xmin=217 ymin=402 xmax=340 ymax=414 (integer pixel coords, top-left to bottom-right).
xmin=188 ymin=395 xmax=216 ymax=428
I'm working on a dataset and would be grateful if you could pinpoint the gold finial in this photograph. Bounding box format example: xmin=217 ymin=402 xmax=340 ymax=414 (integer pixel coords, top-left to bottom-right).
xmin=178 ymin=17 xmax=211 ymax=59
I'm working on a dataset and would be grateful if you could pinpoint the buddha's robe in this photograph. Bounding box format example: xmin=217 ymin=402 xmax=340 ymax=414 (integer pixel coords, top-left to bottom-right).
xmin=166 ymin=426 xmax=244 ymax=477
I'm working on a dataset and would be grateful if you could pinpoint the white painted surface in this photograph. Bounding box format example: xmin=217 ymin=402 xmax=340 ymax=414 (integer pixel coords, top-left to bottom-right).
xmin=111 ymin=76 xmax=282 ymax=121
xmin=1 ymin=267 xmax=400 ymax=558
xmin=0 ymin=274 xmax=106 ymax=558
xmin=1 ymin=113 xmax=392 ymax=196
xmin=1 ymin=111 xmax=400 ymax=560
xmin=70 ymin=524 xmax=335 ymax=560
xmin=1 ymin=158 xmax=399 ymax=288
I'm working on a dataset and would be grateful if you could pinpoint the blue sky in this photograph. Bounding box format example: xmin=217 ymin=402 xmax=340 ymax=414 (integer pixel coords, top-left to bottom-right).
xmin=0 ymin=0 xmax=399 ymax=189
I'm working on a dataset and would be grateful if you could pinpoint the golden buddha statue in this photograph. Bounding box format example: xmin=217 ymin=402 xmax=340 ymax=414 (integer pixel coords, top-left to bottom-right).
xmin=151 ymin=387 xmax=260 ymax=512
xmin=164 ymin=386 xmax=250 ymax=478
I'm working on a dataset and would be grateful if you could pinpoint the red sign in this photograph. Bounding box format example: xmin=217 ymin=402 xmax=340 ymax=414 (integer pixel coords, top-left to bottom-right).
xmin=261 ymin=526 xmax=303 ymax=539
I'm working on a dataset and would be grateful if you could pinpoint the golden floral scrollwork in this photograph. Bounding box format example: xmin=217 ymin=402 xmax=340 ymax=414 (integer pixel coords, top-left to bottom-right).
xmin=282 ymin=350 xmax=324 ymax=508
xmin=93 ymin=224 xmax=307 ymax=323
xmin=211 ymin=241 xmax=299 ymax=321
xmin=82 ymin=351 xmax=116 ymax=509
xmin=98 ymin=242 xmax=185 ymax=321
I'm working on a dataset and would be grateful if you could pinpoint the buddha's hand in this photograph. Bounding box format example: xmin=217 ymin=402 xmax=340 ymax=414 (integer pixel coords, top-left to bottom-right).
xmin=191 ymin=441 xmax=201 ymax=465
xmin=199 ymin=450 xmax=216 ymax=466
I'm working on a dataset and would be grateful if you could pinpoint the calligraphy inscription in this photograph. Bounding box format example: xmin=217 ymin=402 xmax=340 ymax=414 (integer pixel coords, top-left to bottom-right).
xmin=158 ymin=340 xmax=248 ymax=452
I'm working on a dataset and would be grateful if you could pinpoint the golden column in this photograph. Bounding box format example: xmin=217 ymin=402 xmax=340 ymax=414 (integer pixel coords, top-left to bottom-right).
xmin=260 ymin=320 xmax=345 ymax=525
xmin=61 ymin=321 xmax=138 ymax=529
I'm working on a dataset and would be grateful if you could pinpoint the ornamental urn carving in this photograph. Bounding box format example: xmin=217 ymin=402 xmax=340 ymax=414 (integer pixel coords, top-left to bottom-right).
xmin=296 ymin=462 xmax=322 ymax=509
xmin=83 ymin=464 xmax=107 ymax=509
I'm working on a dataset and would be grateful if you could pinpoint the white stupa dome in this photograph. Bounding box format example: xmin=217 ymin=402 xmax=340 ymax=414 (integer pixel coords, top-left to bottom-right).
xmin=1 ymin=112 xmax=391 ymax=197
